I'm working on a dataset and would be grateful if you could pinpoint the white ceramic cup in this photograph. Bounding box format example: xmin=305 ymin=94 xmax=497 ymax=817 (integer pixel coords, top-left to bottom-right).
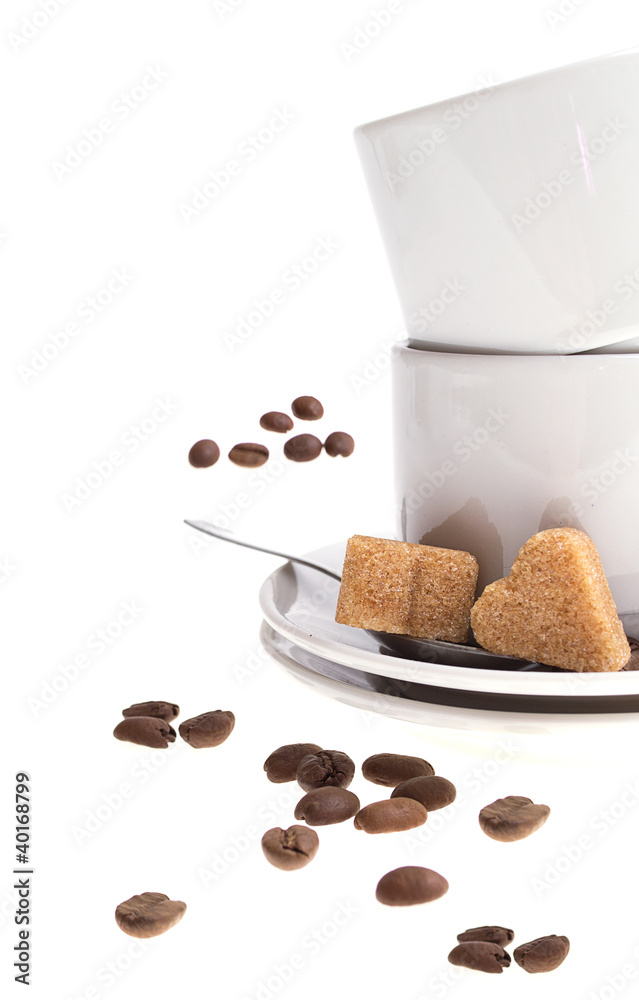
xmin=356 ymin=49 xmax=639 ymax=355
xmin=393 ymin=342 xmax=639 ymax=614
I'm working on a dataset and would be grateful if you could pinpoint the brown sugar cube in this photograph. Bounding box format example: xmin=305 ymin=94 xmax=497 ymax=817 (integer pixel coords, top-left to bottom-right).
xmin=471 ymin=527 xmax=630 ymax=672
xmin=335 ymin=535 xmax=478 ymax=643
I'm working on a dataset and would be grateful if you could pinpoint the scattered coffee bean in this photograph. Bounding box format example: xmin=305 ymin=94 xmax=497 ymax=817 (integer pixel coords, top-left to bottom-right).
xmin=448 ymin=941 xmax=511 ymax=974
xmin=296 ymin=750 xmax=355 ymax=791
xmin=391 ymin=775 xmax=457 ymax=811
xmin=178 ymin=710 xmax=235 ymax=748
xmin=113 ymin=717 xmax=176 ymax=749
xmin=188 ymin=439 xmax=220 ymax=468
xmin=283 ymin=433 xmax=322 ymax=462
xmin=122 ymin=701 xmax=179 ymax=722
xmin=261 ymin=825 xmax=319 ymax=871
xmin=457 ymin=926 xmax=514 ymax=948
xmin=260 ymin=411 xmax=294 ymax=433
xmin=478 ymin=795 xmax=550 ymax=842
xmin=354 ymin=798 xmax=427 ymax=834
xmin=115 ymin=892 xmax=186 ymax=938
xmin=513 ymin=935 xmax=570 ymax=973
xmin=294 ymin=787 xmax=360 ymax=826
xmin=264 ymin=743 xmax=323 ymax=783
xmin=228 ymin=442 xmax=269 ymax=467
xmin=324 ymin=432 xmax=354 ymax=458
xmin=362 ymin=752 xmax=434 ymax=787
xmin=291 ymin=395 xmax=323 ymax=420
xmin=375 ymin=866 xmax=448 ymax=906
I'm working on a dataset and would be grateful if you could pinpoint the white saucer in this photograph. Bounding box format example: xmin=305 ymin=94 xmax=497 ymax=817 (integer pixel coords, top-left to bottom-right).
xmin=258 ymin=542 xmax=639 ymax=727
xmin=259 ymin=622 xmax=639 ymax=736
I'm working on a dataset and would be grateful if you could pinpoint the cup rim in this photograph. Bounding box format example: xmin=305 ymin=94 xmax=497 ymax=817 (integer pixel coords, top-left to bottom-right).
xmin=392 ymin=338 xmax=639 ymax=360
xmin=354 ymin=45 xmax=639 ymax=136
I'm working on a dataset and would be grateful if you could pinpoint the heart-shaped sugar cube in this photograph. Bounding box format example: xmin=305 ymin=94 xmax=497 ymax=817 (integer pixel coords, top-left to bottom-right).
xmin=471 ymin=528 xmax=630 ymax=672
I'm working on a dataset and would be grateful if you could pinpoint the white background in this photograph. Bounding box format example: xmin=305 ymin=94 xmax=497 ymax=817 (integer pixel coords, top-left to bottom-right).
xmin=4 ymin=1 xmax=639 ymax=998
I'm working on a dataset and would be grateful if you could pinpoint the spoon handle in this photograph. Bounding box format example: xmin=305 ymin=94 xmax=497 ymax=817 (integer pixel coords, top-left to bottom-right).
xmin=184 ymin=520 xmax=342 ymax=582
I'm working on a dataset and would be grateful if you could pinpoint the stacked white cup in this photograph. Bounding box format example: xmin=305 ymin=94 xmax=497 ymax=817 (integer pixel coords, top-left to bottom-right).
xmin=354 ymin=48 xmax=639 ymax=614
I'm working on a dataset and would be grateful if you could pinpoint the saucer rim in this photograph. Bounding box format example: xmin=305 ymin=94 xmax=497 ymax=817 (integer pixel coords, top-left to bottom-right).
xmin=258 ymin=541 xmax=639 ymax=700
xmin=260 ymin=622 xmax=639 ymax=731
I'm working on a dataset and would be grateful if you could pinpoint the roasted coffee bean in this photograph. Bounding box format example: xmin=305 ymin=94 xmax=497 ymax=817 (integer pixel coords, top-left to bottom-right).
xmin=283 ymin=433 xmax=322 ymax=462
xmin=259 ymin=411 xmax=294 ymax=433
xmin=261 ymin=825 xmax=319 ymax=871
xmin=324 ymin=432 xmax=354 ymax=458
xmin=113 ymin=717 xmax=176 ymax=748
xmin=296 ymin=750 xmax=355 ymax=791
xmin=122 ymin=701 xmax=179 ymax=722
xmin=448 ymin=941 xmax=511 ymax=974
xmin=354 ymin=798 xmax=427 ymax=834
xmin=188 ymin=439 xmax=220 ymax=468
xmin=228 ymin=442 xmax=269 ymax=467
xmin=115 ymin=892 xmax=186 ymax=938
xmin=391 ymin=775 xmax=456 ymax=811
xmin=478 ymin=795 xmax=550 ymax=842
xmin=264 ymin=743 xmax=323 ymax=783
xmin=375 ymin=866 xmax=448 ymax=906
xmin=294 ymin=787 xmax=360 ymax=826
xmin=457 ymin=926 xmax=515 ymax=948
xmin=291 ymin=395 xmax=323 ymax=420
xmin=514 ymin=935 xmax=570 ymax=973
xmin=362 ymin=752 xmax=434 ymax=787
xmin=178 ymin=710 xmax=235 ymax=748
